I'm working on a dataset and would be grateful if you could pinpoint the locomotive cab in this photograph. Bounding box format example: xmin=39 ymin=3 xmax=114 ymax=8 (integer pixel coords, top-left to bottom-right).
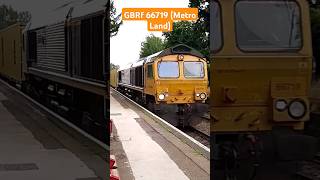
xmin=146 ymin=53 xmax=208 ymax=105
xmin=211 ymin=0 xmax=318 ymax=179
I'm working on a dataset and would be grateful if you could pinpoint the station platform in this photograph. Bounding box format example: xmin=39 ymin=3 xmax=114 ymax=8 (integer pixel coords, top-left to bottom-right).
xmin=0 ymin=81 xmax=106 ymax=180
xmin=110 ymin=90 xmax=210 ymax=180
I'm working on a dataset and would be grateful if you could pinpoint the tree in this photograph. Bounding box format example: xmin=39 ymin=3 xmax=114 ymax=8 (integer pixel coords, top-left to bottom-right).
xmin=162 ymin=0 xmax=209 ymax=57
xmin=0 ymin=4 xmax=31 ymax=29
xmin=110 ymin=1 xmax=122 ymax=37
xmin=110 ymin=63 xmax=120 ymax=70
xmin=163 ymin=21 xmax=208 ymax=57
xmin=189 ymin=0 xmax=209 ymax=33
xmin=18 ymin=11 xmax=31 ymax=24
xmin=139 ymin=35 xmax=165 ymax=58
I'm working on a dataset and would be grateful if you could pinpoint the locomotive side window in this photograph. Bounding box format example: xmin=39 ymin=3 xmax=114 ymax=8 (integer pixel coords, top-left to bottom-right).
xmin=235 ymin=1 xmax=302 ymax=51
xmin=147 ymin=64 xmax=153 ymax=78
xmin=211 ymin=1 xmax=222 ymax=52
xmin=184 ymin=62 xmax=204 ymax=78
xmin=158 ymin=62 xmax=179 ymax=78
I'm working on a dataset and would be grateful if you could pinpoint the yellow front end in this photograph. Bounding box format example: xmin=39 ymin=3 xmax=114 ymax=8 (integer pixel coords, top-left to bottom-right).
xmin=211 ymin=57 xmax=312 ymax=132
xmin=211 ymin=0 xmax=312 ymax=133
xmin=153 ymin=55 xmax=208 ymax=104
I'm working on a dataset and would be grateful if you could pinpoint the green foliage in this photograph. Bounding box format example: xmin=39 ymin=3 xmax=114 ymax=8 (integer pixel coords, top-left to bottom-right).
xmin=162 ymin=0 xmax=209 ymax=57
xmin=0 ymin=4 xmax=31 ymax=29
xmin=110 ymin=63 xmax=120 ymax=70
xmin=110 ymin=1 xmax=122 ymax=37
xmin=189 ymin=0 xmax=209 ymax=33
xmin=140 ymin=35 xmax=165 ymax=58
xmin=163 ymin=21 xmax=208 ymax=57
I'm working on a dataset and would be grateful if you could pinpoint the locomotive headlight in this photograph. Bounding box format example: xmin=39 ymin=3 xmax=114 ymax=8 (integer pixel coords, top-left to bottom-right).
xmin=177 ymin=54 xmax=184 ymax=61
xmin=288 ymin=100 xmax=307 ymax=119
xmin=158 ymin=94 xmax=165 ymax=100
xmin=196 ymin=93 xmax=200 ymax=97
xmin=275 ymin=100 xmax=287 ymax=111
xmin=200 ymin=93 xmax=207 ymax=100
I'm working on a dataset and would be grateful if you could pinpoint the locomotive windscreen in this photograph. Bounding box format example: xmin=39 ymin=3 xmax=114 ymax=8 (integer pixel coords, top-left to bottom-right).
xmin=158 ymin=62 xmax=179 ymax=78
xmin=211 ymin=1 xmax=221 ymax=52
xmin=235 ymin=1 xmax=302 ymax=51
xmin=184 ymin=62 xmax=204 ymax=78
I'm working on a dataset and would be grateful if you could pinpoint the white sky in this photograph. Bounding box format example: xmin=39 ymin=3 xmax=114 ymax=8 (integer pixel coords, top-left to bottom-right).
xmin=0 ymin=0 xmax=67 ymax=18
xmin=0 ymin=0 xmax=106 ymax=29
xmin=111 ymin=0 xmax=189 ymax=68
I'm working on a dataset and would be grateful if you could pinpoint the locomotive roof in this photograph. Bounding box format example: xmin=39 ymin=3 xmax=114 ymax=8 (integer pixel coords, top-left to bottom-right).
xmin=29 ymin=0 xmax=106 ymax=29
xmin=140 ymin=44 xmax=205 ymax=64
xmin=119 ymin=44 xmax=205 ymax=71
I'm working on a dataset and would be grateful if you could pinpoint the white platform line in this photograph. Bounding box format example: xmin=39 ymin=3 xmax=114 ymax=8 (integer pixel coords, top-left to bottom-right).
xmin=0 ymin=79 xmax=109 ymax=151
xmin=112 ymin=88 xmax=210 ymax=159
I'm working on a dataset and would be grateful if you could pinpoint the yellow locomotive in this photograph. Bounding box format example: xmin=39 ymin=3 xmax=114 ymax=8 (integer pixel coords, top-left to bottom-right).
xmin=110 ymin=69 xmax=118 ymax=88
xmin=115 ymin=44 xmax=209 ymax=126
xmin=211 ymin=0 xmax=317 ymax=178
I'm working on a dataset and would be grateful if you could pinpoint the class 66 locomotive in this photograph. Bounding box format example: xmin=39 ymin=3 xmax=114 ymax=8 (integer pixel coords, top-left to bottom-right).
xmin=0 ymin=0 xmax=108 ymax=142
xmin=113 ymin=44 xmax=209 ymax=127
xmin=211 ymin=0 xmax=318 ymax=178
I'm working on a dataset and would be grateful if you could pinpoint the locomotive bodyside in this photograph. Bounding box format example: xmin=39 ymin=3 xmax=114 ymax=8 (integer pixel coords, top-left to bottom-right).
xmin=0 ymin=1 xmax=108 ymax=143
xmin=0 ymin=24 xmax=25 ymax=83
xmin=110 ymin=69 xmax=118 ymax=88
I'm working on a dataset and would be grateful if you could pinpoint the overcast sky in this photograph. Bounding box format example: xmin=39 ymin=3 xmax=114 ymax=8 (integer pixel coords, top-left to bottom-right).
xmin=0 ymin=0 xmax=106 ymax=29
xmin=111 ymin=0 xmax=189 ymax=68
xmin=0 ymin=0 xmax=67 ymax=17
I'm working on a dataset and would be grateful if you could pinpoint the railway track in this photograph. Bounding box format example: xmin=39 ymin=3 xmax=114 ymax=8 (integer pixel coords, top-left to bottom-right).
xmin=296 ymin=153 xmax=320 ymax=180
xmin=183 ymin=127 xmax=210 ymax=148
xmin=112 ymin=87 xmax=210 ymax=159
xmin=298 ymin=81 xmax=320 ymax=179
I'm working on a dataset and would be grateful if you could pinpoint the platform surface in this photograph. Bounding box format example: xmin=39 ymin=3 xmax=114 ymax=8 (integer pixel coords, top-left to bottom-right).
xmin=110 ymin=90 xmax=210 ymax=180
xmin=0 ymin=81 xmax=106 ymax=180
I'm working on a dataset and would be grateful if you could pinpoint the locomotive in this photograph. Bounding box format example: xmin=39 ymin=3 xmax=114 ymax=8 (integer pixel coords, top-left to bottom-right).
xmin=211 ymin=0 xmax=318 ymax=179
xmin=112 ymin=44 xmax=209 ymax=126
xmin=0 ymin=0 xmax=107 ymax=142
